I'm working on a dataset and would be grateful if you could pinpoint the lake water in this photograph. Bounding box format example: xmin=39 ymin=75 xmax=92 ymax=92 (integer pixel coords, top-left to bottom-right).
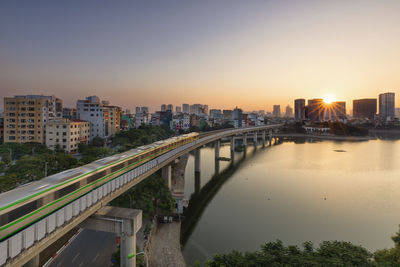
xmin=181 ymin=139 xmax=400 ymax=265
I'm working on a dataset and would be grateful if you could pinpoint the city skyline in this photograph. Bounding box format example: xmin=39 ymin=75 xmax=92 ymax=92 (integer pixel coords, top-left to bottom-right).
xmin=1 ymin=1 xmax=400 ymax=111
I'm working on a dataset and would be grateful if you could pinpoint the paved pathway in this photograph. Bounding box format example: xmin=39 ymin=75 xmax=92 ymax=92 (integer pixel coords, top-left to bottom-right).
xmin=149 ymin=222 xmax=186 ymax=267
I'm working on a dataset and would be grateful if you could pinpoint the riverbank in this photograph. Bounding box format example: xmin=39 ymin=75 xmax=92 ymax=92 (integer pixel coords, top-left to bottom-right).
xmin=275 ymin=133 xmax=376 ymax=141
xmin=148 ymin=221 xmax=186 ymax=267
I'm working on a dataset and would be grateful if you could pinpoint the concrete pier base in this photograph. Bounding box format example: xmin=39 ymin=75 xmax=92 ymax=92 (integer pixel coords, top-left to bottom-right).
xmin=262 ymin=130 xmax=266 ymax=147
xmin=215 ymin=140 xmax=220 ymax=159
xmin=161 ymin=165 xmax=171 ymax=189
xmin=79 ymin=207 xmax=142 ymax=267
xmin=22 ymin=255 xmax=39 ymax=267
xmin=269 ymin=130 xmax=273 ymax=146
xmin=195 ymin=172 xmax=201 ymax=194
xmin=194 ymin=148 xmax=201 ymax=173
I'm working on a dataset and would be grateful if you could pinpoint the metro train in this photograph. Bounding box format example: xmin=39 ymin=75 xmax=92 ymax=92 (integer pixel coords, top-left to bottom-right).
xmin=0 ymin=132 xmax=199 ymax=243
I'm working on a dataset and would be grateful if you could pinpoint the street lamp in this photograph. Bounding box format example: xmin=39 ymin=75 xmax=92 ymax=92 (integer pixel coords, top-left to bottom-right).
xmin=44 ymin=162 xmax=48 ymax=177
xmin=128 ymin=251 xmax=148 ymax=267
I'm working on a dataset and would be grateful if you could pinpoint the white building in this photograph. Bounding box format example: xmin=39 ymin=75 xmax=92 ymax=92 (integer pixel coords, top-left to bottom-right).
xmin=46 ymin=119 xmax=90 ymax=153
xmin=135 ymin=111 xmax=149 ymax=128
xmin=77 ymin=96 xmax=105 ymax=141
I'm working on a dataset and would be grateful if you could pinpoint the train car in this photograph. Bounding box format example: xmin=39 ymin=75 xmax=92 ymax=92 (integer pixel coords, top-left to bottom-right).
xmin=0 ymin=132 xmax=199 ymax=245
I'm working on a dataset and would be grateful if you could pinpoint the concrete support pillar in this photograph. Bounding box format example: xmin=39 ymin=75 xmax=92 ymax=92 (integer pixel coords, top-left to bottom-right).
xmin=230 ymin=137 xmax=235 ymax=162
xmin=121 ymin=219 xmax=136 ymax=267
xmin=253 ymin=132 xmax=258 ymax=146
xmin=215 ymin=140 xmax=220 ymax=160
xmin=23 ymin=255 xmax=39 ymax=267
xmin=243 ymin=133 xmax=248 ymax=147
xmin=79 ymin=207 xmax=142 ymax=267
xmin=161 ymin=165 xmax=171 ymax=189
xmin=269 ymin=129 xmax=273 ymax=146
xmin=262 ymin=130 xmax=266 ymax=147
xmin=171 ymin=154 xmax=189 ymax=214
xmin=195 ymin=172 xmax=201 ymax=194
xmin=194 ymin=148 xmax=201 ymax=173
xmin=215 ymin=159 xmax=220 ymax=175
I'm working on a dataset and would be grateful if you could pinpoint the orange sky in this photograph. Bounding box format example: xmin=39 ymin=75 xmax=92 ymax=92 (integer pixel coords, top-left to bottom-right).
xmin=0 ymin=1 xmax=399 ymax=112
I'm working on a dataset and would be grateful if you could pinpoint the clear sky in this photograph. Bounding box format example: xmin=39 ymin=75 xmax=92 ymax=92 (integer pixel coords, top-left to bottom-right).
xmin=1 ymin=0 xmax=399 ymax=112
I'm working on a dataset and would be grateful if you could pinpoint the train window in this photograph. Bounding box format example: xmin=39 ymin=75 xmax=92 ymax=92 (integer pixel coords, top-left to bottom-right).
xmin=54 ymin=183 xmax=78 ymax=199
xmin=128 ymin=157 xmax=138 ymax=165
xmin=4 ymin=200 xmax=38 ymax=226
xmin=111 ymin=162 xmax=124 ymax=173
xmin=0 ymin=213 xmax=8 ymax=227
xmin=86 ymin=170 xmax=106 ymax=184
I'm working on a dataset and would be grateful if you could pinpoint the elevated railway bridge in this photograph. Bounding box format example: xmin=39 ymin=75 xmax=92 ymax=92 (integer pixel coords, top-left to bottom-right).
xmin=0 ymin=124 xmax=282 ymax=267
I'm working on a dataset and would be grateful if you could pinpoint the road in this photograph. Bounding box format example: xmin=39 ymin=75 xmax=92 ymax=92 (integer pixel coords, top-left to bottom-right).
xmin=48 ymin=229 xmax=117 ymax=267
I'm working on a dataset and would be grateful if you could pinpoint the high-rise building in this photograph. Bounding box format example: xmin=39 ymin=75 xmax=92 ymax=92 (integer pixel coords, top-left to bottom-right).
xmin=62 ymin=108 xmax=77 ymax=120
xmin=175 ymin=106 xmax=182 ymax=113
xmin=307 ymin=99 xmax=324 ymax=122
xmin=46 ymin=119 xmax=90 ymax=153
xmin=285 ymin=105 xmax=293 ymax=117
xmin=353 ymin=99 xmax=377 ymax=119
xmin=209 ymin=109 xmax=222 ymax=119
xmin=135 ymin=107 xmax=141 ymax=114
xmin=0 ymin=116 xmax=4 ymax=143
xmin=135 ymin=111 xmax=149 ymax=128
xmin=379 ymin=92 xmax=395 ymax=120
xmin=103 ymin=105 xmax=122 ymax=137
xmin=396 ymin=108 xmax=400 ymax=119
xmin=161 ymin=104 xmax=167 ymax=112
xmin=294 ymin=99 xmax=306 ymax=120
xmin=167 ymin=104 xmax=173 ymax=111
xmin=326 ymin=101 xmax=346 ymax=121
xmin=232 ymin=107 xmax=243 ymax=128
xmin=203 ymin=105 xmax=209 ymax=115
xmin=4 ymin=95 xmax=62 ymax=143
xmin=223 ymin=110 xmax=233 ymax=121
xmin=272 ymin=105 xmax=281 ymax=117
xmin=190 ymin=104 xmax=203 ymax=115
xmin=77 ymin=96 xmax=105 ymax=141
xmin=182 ymin=104 xmax=189 ymax=113
xmin=141 ymin=107 xmax=149 ymax=114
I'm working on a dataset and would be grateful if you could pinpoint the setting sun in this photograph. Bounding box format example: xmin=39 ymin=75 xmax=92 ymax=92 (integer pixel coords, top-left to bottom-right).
xmin=323 ymin=95 xmax=336 ymax=104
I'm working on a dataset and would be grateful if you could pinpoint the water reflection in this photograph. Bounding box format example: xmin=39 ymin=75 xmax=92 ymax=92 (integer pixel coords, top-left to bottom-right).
xmin=182 ymin=138 xmax=400 ymax=265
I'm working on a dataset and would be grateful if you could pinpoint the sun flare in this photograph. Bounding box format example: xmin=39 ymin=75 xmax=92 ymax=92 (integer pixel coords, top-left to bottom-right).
xmin=323 ymin=95 xmax=335 ymax=104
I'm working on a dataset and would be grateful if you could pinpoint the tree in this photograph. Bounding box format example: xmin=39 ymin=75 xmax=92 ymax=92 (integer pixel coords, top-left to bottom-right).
xmin=204 ymin=240 xmax=374 ymax=266
xmin=110 ymin=174 xmax=175 ymax=218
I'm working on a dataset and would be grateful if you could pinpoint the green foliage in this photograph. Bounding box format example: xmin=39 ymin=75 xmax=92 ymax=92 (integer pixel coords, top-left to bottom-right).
xmin=91 ymin=136 xmax=105 ymax=147
xmin=110 ymin=174 xmax=175 ymax=217
xmin=374 ymin=225 xmax=400 ymax=266
xmin=0 ymin=143 xmax=82 ymax=192
xmin=0 ymin=161 xmax=6 ymax=173
xmin=328 ymin=122 xmax=369 ymax=136
xmin=78 ymin=144 xmax=114 ymax=164
xmin=111 ymin=125 xmax=173 ymax=152
xmin=205 ymin=240 xmax=374 ymax=267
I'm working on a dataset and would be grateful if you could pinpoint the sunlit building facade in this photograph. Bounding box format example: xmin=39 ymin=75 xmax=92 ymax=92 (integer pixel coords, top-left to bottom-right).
xmin=353 ymin=99 xmax=377 ymax=119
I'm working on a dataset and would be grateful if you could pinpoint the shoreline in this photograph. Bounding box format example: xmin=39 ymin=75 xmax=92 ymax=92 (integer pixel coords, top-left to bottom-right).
xmin=275 ymin=133 xmax=376 ymax=141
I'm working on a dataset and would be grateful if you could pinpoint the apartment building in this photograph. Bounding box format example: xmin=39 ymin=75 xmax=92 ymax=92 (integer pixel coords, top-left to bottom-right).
xmin=3 ymin=95 xmax=62 ymax=143
xmin=77 ymin=96 xmax=105 ymax=141
xmin=46 ymin=119 xmax=90 ymax=153
xmin=104 ymin=105 xmax=122 ymax=136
